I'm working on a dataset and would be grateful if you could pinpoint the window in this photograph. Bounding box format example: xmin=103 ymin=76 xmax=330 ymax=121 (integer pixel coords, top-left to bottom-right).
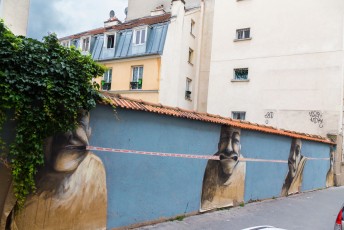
xmin=232 ymin=112 xmax=246 ymax=120
xmin=133 ymin=28 xmax=146 ymax=45
xmin=185 ymin=78 xmax=192 ymax=100
xmin=105 ymin=34 xmax=115 ymax=49
xmin=130 ymin=66 xmax=143 ymax=90
xmin=102 ymin=69 xmax=112 ymax=91
xmin=188 ymin=48 xmax=194 ymax=65
xmin=71 ymin=40 xmax=78 ymax=47
xmin=234 ymin=68 xmax=249 ymax=80
xmin=236 ymin=28 xmax=250 ymax=40
xmin=61 ymin=41 xmax=70 ymax=47
xmin=190 ymin=19 xmax=195 ymax=36
xmin=82 ymin=37 xmax=90 ymax=51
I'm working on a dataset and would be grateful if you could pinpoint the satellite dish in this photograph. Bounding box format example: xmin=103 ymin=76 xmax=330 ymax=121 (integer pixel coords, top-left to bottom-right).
xmin=124 ymin=7 xmax=128 ymax=16
xmin=109 ymin=10 xmax=115 ymax=18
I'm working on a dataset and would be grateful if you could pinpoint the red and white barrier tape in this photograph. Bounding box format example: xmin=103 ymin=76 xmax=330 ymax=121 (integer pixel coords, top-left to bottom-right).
xmin=86 ymin=146 xmax=219 ymax=160
xmin=306 ymin=157 xmax=330 ymax=161
xmin=86 ymin=146 xmax=329 ymax=162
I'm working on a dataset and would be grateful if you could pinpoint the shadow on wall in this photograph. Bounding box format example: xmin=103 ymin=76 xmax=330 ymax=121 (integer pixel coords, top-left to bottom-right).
xmin=3 ymin=111 xmax=107 ymax=230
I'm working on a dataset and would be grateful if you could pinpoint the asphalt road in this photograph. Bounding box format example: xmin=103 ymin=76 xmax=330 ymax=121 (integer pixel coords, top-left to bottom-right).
xmin=137 ymin=186 xmax=344 ymax=230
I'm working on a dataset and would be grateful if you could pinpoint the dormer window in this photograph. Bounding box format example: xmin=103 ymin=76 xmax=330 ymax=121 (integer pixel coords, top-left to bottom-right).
xmin=133 ymin=27 xmax=147 ymax=45
xmin=81 ymin=37 xmax=90 ymax=52
xmin=60 ymin=40 xmax=70 ymax=47
xmin=104 ymin=33 xmax=116 ymax=49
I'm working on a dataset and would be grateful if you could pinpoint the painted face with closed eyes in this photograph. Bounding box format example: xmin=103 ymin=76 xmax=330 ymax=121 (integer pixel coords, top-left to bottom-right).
xmin=218 ymin=130 xmax=241 ymax=176
xmin=45 ymin=111 xmax=91 ymax=173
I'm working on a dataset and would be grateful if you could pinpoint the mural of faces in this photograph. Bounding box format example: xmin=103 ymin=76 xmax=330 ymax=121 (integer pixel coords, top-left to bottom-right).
xmin=281 ymin=138 xmax=307 ymax=196
xmin=201 ymin=126 xmax=246 ymax=212
xmin=11 ymin=110 xmax=107 ymax=230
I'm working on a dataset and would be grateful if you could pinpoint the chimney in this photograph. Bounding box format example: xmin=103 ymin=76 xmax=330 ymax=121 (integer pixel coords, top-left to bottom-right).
xmin=104 ymin=10 xmax=121 ymax=27
xmin=171 ymin=0 xmax=185 ymax=17
xmin=151 ymin=5 xmax=166 ymax=16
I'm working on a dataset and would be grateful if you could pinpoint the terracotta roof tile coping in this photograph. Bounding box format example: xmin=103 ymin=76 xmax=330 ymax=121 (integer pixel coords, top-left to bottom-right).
xmin=99 ymin=93 xmax=335 ymax=145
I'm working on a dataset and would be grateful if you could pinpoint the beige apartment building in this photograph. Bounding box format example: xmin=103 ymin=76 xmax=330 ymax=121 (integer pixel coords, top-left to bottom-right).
xmin=60 ymin=0 xmax=203 ymax=111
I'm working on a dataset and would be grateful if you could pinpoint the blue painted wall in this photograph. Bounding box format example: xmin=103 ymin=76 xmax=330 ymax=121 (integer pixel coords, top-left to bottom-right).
xmin=90 ymin=105 xmax=221 ymax=228
xmin=241 ymin=130 xmax=290 ymax=202
xmin=301 ymin=140 xmax=330 ymax=191
xmin=88 ymin=105 xmax=332 ymax=228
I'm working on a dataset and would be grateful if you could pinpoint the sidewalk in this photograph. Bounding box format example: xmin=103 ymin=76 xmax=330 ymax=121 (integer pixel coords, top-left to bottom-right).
xmin=137 ymin=186 xmax=344 ymax=230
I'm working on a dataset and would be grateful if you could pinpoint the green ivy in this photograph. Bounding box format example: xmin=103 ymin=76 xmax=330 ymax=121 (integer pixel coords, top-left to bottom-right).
xmin=0 ymin=21 xmax=105 ymax=207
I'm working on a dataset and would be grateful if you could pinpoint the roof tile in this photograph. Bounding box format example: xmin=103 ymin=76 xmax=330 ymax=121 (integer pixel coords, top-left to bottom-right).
xmin=100 ymin=93 xmax=334 ymax=145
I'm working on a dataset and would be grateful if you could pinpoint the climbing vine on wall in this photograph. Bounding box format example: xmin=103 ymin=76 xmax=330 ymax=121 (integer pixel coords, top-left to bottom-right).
xmin=0 ymin=21 xmax=105 ymax=207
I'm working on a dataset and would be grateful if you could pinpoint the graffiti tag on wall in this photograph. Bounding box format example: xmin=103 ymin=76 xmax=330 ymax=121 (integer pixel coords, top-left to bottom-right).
xmin=309 ymin=111 xmax=323 ymax=128
xmin=264 ymin=112 xmax=274 ymax=124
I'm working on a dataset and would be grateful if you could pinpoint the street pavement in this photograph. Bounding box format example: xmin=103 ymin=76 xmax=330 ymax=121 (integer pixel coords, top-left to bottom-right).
xmin=137 ymin=186 xmax=344 ymax=230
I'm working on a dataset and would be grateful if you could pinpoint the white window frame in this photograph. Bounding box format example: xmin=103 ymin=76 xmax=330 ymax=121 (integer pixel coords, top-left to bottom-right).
xmin=232 ymin=111 xmax=246 ymax=120
xmin=233 ymin=68 xmax=249 ymax=81
xmin=104 ymin=33 xmax=116 ymax=49
xmin=131 ymin=66 xmax=144 ymax=90
xmin=101 ymin=68 xmax=112 ymax=91
xmin=132 ymin=27 xmax=147 ymax=45
xmin=235 ymin=28 xmax=251 ymax=41
xmin=61 ymin=40 xmax=70 ymax=47
xmin=103 ymin=69 xmax=112 ymax=83
xmin=190 ymin=19 xmax=195 ymax=37
xmin=81 ymin=36 xmax=91 ymax=52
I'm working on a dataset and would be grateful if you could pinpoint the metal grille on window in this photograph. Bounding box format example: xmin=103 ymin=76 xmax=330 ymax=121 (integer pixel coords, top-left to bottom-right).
xmin=234 ymin=68 xmax=248 ymax=80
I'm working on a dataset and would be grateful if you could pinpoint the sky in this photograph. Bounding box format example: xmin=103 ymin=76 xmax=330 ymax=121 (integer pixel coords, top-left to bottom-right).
xmin=27 ymin=0 xmax=128 ymax=40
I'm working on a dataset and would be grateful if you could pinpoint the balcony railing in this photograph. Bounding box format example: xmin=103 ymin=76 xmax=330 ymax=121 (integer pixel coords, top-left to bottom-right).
xmin=101 ymin=81 xmax=111 ymax=91
xmin=185 ymin=90 xmax=191 ymax=100
xmin=130 ymin=81 xmax=142 ymax=90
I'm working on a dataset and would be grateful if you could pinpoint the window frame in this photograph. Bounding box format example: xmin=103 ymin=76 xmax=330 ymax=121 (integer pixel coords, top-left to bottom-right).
xmin=190 ymin=19 xmax=195 ymax=37
xmin=185 ymin=78 xmax=192 ymax=100
xmin=61 ymin=40 xmax=70 ymax=47
xmin=132 ymin=27 xmax=147 ymax=45
xmin=130 ymin=66 xmax=144 ymax=90
xmin=188 ymin=48 xmax=194 ymax=65
xmin=81 ymin=36 xmax=91 ymax=52
xmin=104 ymin=33 xmax=116 ymax=49
xmin=232 ymin=111 xmax=246 ymax=120
xmin=102 ymin=68 xmax=112 ymax=91
xmin=235 ymin=28 xmax=251 ymax=41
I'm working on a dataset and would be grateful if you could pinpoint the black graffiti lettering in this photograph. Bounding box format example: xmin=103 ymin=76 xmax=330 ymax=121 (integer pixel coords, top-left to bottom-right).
xmin=265 ymin=112 xmax=274 ymax=119
xmin=309 ymin=110 xmax=323 ymax=128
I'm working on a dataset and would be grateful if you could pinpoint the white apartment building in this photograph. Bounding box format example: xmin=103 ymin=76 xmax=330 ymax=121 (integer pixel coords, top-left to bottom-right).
xmin=0 ymin=0 xmax=30 ymax=36
xmin=201 ymin=0 xmax=344 ymax=184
